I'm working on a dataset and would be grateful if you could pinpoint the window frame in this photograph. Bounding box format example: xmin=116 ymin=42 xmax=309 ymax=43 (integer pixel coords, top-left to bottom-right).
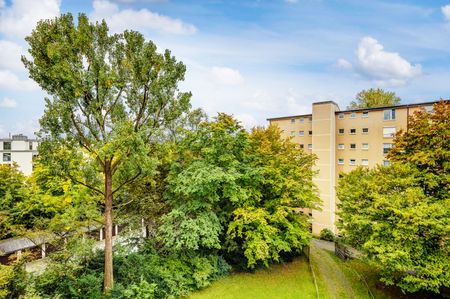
xmin=383 ymin=127 xmax=396 ymax=138
xmin=2 ymin=153 xmax=11 ymax=162
xmin=338 ymin=128 xmax=344 ymax=135
xmin=362 ymin=111 xmax=369 ymax=118
xmin=349 ymin=159 xmax=356 ymax=166
xmin=299 ymin=131 xmax=305 ymax=136
xmin=361 ymin=159 xmax=369 ymax=166
xmin=338 ymin=144 xmax=345 ymax=150
xmin=349 ymin=112 xmax=356 ymax=119
xmin=362 ymin=128 xmax=369 ymax=134
xmin=338 ymin=158 xmax=344 ymax=165
xmin=383 ymin=109 xmax=396 ymax=121
xmin=349 ymin=128 xmax=356 ymax=135
xmin=338 ymin=113 xmax=344 ymax=119
xmin=362 ymin=143 xmax=369 ymax=150
xmin=350 ymin=143 xmax=356 ymax=150
xmin=3 ymin=142 xmax=11 ymax=150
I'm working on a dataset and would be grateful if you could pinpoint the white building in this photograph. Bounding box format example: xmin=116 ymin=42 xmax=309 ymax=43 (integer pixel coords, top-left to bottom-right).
xmin=0 ymin=134 xmax=38 ymax=176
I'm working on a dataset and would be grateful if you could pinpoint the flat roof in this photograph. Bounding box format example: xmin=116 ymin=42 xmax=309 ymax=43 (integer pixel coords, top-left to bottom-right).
xmin=267 ymin=100 xmax=445 ymax=121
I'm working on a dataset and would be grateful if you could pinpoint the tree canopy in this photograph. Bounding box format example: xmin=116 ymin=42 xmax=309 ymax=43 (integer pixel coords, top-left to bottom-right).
xmin=348 ymin=88 xmax=400 ymax=109
xmin=23 ymin=13 xmax=192 ymax=292
xmin=337 ymin=101 xmax=450 ymax=293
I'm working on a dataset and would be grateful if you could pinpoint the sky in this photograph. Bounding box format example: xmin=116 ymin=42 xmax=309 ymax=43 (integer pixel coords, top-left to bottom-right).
xmin=1 ymin=0 xmax=450 ymax=137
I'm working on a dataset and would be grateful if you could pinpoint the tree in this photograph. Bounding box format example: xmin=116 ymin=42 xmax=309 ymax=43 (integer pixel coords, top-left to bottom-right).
xmin=337 ymin=101 xmax=450 ymax=293
xmin=348 ymin=88 xmax=400 ymax=109
xmin=23 ymin=14 xmax=192 ymax=292
xmin=159 ymin=114 xmax=319 ymax=268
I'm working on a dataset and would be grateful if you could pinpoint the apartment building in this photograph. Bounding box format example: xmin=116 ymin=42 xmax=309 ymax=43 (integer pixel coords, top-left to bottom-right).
xmin=267 ymin=100 xmax=437 ymax=235
xmin=0 ymin=134 xmax=38 ymax=176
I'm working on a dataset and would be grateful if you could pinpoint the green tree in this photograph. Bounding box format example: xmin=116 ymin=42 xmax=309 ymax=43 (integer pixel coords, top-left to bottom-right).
xmin=23 ymin=14 xmax=192 ymax=292
xmin=337 ymin=101 xmax=450 ymax=293
xmin=348 ymin=88 xmax=400 ymax=109
xmin=159 ymin=115 xmax=319 ymax=268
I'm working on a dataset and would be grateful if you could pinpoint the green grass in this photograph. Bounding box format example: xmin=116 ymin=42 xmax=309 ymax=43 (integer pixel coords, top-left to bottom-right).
xmin=189 ymin=256 xmax=327 ymax=299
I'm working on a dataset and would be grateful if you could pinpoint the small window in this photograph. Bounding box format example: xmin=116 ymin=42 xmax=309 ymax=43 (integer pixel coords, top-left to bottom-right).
xmin=362 ymin=111 xmax=369 ymax=118
xmin=350 ymin=112 xmax=356 ymax=119
xmin=383 ymin=143 xmax=393 ymax=154
xmin=299 ymin=131 xmax=304 ymax=136
xmin=362 ymin=159 xmax=369 ymax=166
xmin=384 ymin=109 xmax=396 ymax=120
xmin=424 ymin=106 xmax=433 ymax=112
xmin=362 ymin=143 xmax=369 ymax=150
xmin=338 ymin=158 xmax=344 ymax=165
xmin=290 ymin=131 xmax=296 ymax=136
xmin=338 ymin=128 xmax=344 ymax=135
xmin=362 ymin=128 xmax=369 ymax=134
xmin=349 ymin=159 xmax=356 ymax=166
xmin=350 ymin=143 xmax=356 ymax=149
xmin=300 ymin=144 xmax=304 ymax=149
xmin=3 ymin=142 xmax=11 ymax=150
xmin=291 ymin=118 xmax=296 ymax=123
xmin=2 ymin=153 xmax=11 ymax=162
xmin=29 ymin=142 xmax=33 ymax=150
xmin=338 ymin=113 xmax=344 ymax=119
xmin=383 ymin=160 xmax=391 ymax=166
xmin=308 ymin=130 xmax=312 ymax=136
xmin=350 ymin=128 xmax=356 ymax=134
xmin=383 ymin=127 xmax=396 ymax=138
xmin=338 ymin=144 xmax=344 ymax=150
xmin=308 ymin=144 xmax=312 ymax=150
xmin=300 ymin=117 xmax=304 ymax=122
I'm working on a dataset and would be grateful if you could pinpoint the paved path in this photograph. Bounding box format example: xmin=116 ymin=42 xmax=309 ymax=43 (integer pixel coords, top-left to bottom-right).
xmin=310 ymin=240 xmax=357 ymax=299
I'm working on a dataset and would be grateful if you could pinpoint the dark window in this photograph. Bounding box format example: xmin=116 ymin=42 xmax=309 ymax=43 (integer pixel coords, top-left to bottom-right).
xmin=308 ymin=130 xmax=312 ymax=135
xmin=300 ymin=144 xmax=304 ymax=149
xmin=338 ymin=129 xmax=344 ymax=134
xmin=362 ymin=128 xmax=369 ymax=133
xmin=3 ymin=153 xmax=11 ymax=162
xmin=291 ymin=118 xmax=295 ymax=123
xmin=350 ymin=128 xmax=356 ymax=134
xmin=350 ymin=144 xmax=356 ymax=149
xmin=3 ymin=142 xmax=11 ymax=150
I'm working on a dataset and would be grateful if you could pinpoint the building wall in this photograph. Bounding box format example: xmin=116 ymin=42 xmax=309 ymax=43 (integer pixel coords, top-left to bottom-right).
xmin=0 ymin=135 xmax=38 ymax=176
xmin=268 ymin=102 xmax=435 ymax=234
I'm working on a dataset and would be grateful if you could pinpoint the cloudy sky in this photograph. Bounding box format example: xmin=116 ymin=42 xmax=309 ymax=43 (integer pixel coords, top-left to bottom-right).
xmin=1 ymin=0 xmax=450 ymax=136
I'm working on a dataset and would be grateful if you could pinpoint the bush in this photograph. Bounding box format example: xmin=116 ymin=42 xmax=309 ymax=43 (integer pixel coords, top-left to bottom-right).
xmin=319 ymin=228 xmax=335 ymax=242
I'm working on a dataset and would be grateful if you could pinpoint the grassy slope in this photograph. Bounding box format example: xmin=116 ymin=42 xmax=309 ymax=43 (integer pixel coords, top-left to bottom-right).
xmin=189 ymin=256 xmax=327 ymax=299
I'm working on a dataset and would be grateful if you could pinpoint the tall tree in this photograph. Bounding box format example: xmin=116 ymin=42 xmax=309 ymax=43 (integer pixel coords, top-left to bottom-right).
xmin=348 ymin=88 xmax=400 ymax=109
xmin=23 ymin=14 xmax=192 ymax=292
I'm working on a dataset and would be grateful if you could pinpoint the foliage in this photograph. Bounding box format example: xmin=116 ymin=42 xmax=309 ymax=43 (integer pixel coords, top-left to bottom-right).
xmin=23 ymin=13 xmax=192 ymax=291
xmin=319 ymin=228 xmax=335 ymax=242
xmin=159 ymin=114 xmax=319 ymax=268
xmin=348 ymin=88 xmax=400 ymax=109
xmin=0 ymin=260 xmax=27 ymax=299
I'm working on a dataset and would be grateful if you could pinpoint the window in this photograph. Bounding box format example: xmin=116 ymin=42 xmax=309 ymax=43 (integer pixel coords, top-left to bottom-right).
xmin=338 ymin=128 xmax=344 ymax=135
xmin=299 ymin=131 xmax=304 ymax=136
xmin=308 ymin=117 xmax=312 ymax=122
xmin=383 ymin=160 xmax=391 ymax=166
xmin=362 ymin=159 xmax=369 ymax=166
xmin=308 ymin=130 xmax=312 ymax=136
xmin=338 ymin=144 xmax=344 ymax=150
xmin=362 ymin=111 xmax=369 ymax=118
xmin=384 ymin=109 xmax=396 ymax=120
xmin=362 ymin=143 xmax=369 ymax=150
xmin=362 ymin=128 xmax=369 ymax=134
xmin=349 ymin=159 xmax=356 ymax=166
xmin=300 ymin=144 xmax=304 ymax=149
xmin=308 ymin=144 xmax=312 ymax=150
xmin=338 ymin=113 xmax=344 ymax=119
xmin=350 ymin=112 xmax=356 ymax=119
xmin=350 ymin=143 xmax=356 ymax=149
xmin=383 ymin=143 xmax=392 ymax=154
xmin=338 ymin=158 xmax=344 ymax=165
xmin=29 ymin=142 xmax=33 ymax=150
xmin=2 ymin=153 xmax=11 ymax=162
xmin=290 ymin=131 xmax=296 ymax=136
xmin=383 ymin=127 xmax=396 ymax=138
xmin=350 ymin=128 xmax=356 ymax=134
xmin=300 ymin=117 xmax=304 ymax=122
xmin=3 ymin=142 xmax=11 ymax=150
xmin=291 ymin=118 xmax=296 ymax=123
xmin=424 ymin=106 xmax=433 ymax=112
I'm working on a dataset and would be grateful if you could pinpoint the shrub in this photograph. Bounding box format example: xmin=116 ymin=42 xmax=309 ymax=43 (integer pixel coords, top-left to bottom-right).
xmin=319 ymin=228 xmax=335 ymax=242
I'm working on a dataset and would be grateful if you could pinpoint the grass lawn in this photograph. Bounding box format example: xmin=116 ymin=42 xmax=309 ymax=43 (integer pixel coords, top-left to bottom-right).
xmin=189 ymin=256 xmax=327 ymax=299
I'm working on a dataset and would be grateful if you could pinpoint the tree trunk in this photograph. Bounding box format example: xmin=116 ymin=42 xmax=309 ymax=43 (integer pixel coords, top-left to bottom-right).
xmin=103 ymin=161 xmax=114 ymax=292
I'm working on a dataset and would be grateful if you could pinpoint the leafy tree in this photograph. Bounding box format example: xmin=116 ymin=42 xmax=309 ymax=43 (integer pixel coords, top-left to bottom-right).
xmin=348 ymin=88 xmax=400 ymax=109
xmin=337 ymin=101 xmax=450 ymax=293
xmin=159 ymin=115 xmax=319 ymax=268
xmin=23 ymin=14 xmax=192 ymax=291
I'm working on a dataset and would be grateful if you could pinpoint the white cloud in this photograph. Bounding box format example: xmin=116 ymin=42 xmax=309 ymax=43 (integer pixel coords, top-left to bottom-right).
xmin=338 ymin=37 xmax=421 ymax=86
xmin=0 ymin=40 xmax=24 ymax=71
xmin=0 ymin=0 xmax=61 ymax=37
xmin=442 ymin=4 xmax=450 ymax=21
xmin=0 ymin=70 xmax=38 ymax=91
xmin=235 ymin=113 xmax=259 ymax=130
xmin=91 ymin=0 xmax=197 ymax=35
xmin=0 ymin=97 xmax=17 ymax=108
xmin=210 ymin=66 xmax=244 ymax=85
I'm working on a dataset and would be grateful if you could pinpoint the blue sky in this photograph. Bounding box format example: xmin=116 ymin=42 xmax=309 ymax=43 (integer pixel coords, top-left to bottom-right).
xmin=1 ymin=0 xmax=450 ymax=136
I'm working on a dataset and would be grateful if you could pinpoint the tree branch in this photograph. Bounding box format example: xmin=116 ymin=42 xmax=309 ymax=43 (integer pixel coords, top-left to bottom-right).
xmin=112 ymin=169 xmax=142 ymax=195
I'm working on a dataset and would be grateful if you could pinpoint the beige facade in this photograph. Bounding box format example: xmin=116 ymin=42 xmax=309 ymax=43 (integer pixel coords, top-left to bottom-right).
xmin=268 ymin=101 xmax=436 ymax=234
xmin=0 ymin=134 xmax=38 ymax=176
